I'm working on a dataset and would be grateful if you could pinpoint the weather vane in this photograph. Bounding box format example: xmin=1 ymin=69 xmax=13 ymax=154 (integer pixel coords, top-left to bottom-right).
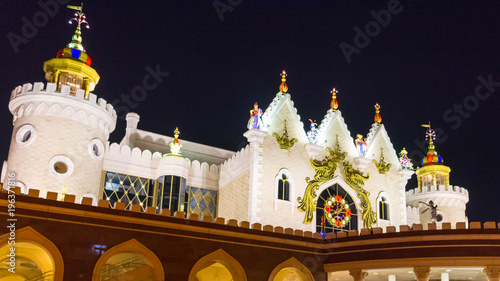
xmin=421 ymin=122 xmax=435 ymax=141
xmin=67 ymin=3 xmax=89 ymax=51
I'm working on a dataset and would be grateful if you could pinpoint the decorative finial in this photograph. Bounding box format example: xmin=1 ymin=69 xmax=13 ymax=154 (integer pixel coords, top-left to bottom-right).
xmin=330 ymin=88 xmax=338 ymax=111
xmin=421 ymin=122 xmax=435 ymax=151
xmin=374 ymin=103 xmax=382 ymax=124
xmin=67 ymin=3 xmax=89 ymax=51
xmin=279 ymin=70 xmax=288 ymax=93
xmin=420 ymin=123 xmax=443 ymax=166
xmin=399 ymin=148 xmax=413 ymax=170
xmin=169 ymin=127 xmax=182 ymax=155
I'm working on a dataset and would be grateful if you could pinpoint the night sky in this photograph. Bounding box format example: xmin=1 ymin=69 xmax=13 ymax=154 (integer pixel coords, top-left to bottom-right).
xmin=0 ymin=1 xmax=499 ymax=222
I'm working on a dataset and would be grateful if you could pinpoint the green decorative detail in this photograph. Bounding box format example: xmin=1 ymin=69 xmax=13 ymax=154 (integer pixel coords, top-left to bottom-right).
xmin=297 ymin=136 xmax=378 ymax=229
xmin=273 ymin=121 xmax=298 ymax=151
xmin=373 ymin=148 xmax=392 ymax=174
xmin=343 ymin=162 xmax=377 ymax=228
xmin=297 ymin=136 xmax=346 ymax=224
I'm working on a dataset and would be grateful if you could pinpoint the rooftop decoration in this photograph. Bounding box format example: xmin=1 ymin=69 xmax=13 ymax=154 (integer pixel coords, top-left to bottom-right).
xmin=355 ymin=134 xmax=367 ymax=156
xmin=307 ymin=119 xmax=318 ymax=144
xmin=67 ymin=3 xmax=89 ymax=52
xmin=330 ymin=88 xmax=338 ymax=111
xmin=169 ymin=127 xmax=182 ymax=155
xmin=60 ymin=186 xmax=67 ymax=202
xmin=298 ymin=136 xmax=376 ymax=229
xmin=247 ymin=102 xmax=264 ymax=129
xmin=399 ymin=148 xmax=414 ymax=170
xmin=421 ymin=123 xmax=443 ymax=166
xmin=373 ymin=148 xmax=392 ymax=174
xmin=374 ymin=103 xmax=382 ymax=124
xmin=279 ymin=70 xmax=288 ymax=93
xmin=273 ymin=120 xmax=298 ymax=151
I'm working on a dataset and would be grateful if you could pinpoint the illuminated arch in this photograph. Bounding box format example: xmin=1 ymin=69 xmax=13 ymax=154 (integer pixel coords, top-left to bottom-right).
xmin=268 ymin=257 xmax=314 ymax=281
xmin=0 ymin=226 xmax=64 ymax=281
xmin=188 ymin=249 xmax=247 ymax=281
xmin=92 ymin=239 xmax=164 ymax=281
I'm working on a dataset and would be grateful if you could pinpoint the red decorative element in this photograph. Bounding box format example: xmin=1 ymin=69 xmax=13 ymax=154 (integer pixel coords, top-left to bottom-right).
xmin=330 ymin=88 xmax=338 ymax=111
xmin=279 ymin=70 xmax=288 ymax=93
xmin=325 ymin=206 xmax=330 ymax=212
xmin=346 ymin=209 xmax=351 ymax=216
xmin=427 ymin=154 xmax=433 ymax=163
xmin=336 ymin=221 xmax=341 ymax=226
xmin=335 ymin=196 xmax=341 ymax=202
xmin=374 ymin=103 xmax=382 ymax=124
xmin=86 ymin=55 xmax=91 ymax=66
xmin=57 ymin=49 xmax=63 ymax=58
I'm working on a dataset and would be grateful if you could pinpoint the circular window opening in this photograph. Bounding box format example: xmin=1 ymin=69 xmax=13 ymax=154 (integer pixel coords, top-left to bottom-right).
xmin=53 ymin=162 xmax=68 ymax=174
xmin=436 ymin=214 xmax=443 ymax=222
xmin=88 ymin=138 xmax=105 ymax=160
xmin=15 ymin=124 xmax=36 ymax=146
xmin=48 ymin=155 xmax=74 ymax=178
xmin=22 ymin=131 xmax=32 ymax=143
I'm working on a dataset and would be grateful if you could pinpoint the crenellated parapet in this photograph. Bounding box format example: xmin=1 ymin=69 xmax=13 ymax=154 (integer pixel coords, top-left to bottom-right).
xmin=9 ymin=82 xmax=116 ymax=138
xmin=220 ymin=145 xmax=251 ymax=187
xmin=406 ymin=185 xmax=469 ymax=208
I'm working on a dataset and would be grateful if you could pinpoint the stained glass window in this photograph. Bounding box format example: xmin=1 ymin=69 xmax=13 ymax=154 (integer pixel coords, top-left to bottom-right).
xmin=316 ymin=184 xmax=357 ymax=233
xmin=188 ymin=187 xmax=217 ymax=217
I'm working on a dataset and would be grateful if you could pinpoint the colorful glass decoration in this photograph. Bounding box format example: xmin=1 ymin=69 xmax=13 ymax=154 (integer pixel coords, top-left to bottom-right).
xmin=323 ymin=196 xmax=352 ymax=227
xmin=421 ymin=123 xmax=444 ymax=166
xmin=169 ymin=127 xmax=182 ymax=155
xmin=374 ymin=103 xmax=382 ymax=124
xmin=247 ymin=102 xmax=264 ymax=129
xmin=355 ymin=134 xmax=367 ymax=156
xmin=307 ymin=119 xmax=318 ymax=144
xmin=60 ymin=185 xmax=67 ymax=202
xmin=399 ymin=148 xmax=414 ymax=170
xmin=279 ymin=70 xmax=288 ymax=93
xmin=331 ymin=88 xmax=338 ymax=111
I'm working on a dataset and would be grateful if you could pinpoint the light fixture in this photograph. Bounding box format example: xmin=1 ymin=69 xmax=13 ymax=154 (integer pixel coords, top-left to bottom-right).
xmin=446 ymin=269 xmax=451 ymax=272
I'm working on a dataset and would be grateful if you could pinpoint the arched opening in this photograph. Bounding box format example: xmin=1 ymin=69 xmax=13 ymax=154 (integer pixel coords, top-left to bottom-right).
xmin=92 ymin=239 xmax=164 ymax=281
xmin=188 ymin=249 xmax=246 ymax=281
xmin=268 ymin=257 xmax=314 ymax=281
xmin=316 ymin=183 xmax=358 ymax=233
xmin=0 ymin=227 xmax=64 ymax=281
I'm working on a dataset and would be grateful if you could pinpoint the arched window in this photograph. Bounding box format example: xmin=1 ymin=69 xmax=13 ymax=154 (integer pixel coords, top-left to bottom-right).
xmin=316 ymin=184 xmax=357 ymax=233
xmin=278 ymin=173 xmax=290 ymax=201
xmin=377 ymin=192 xmax=390 ymax=221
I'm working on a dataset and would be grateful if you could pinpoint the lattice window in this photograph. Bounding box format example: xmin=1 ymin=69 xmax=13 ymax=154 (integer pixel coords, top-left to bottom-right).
xmin=102 ymin=172 xmax=155 ymax=212
xmin=188 ymin=187 xmax=217 ymax=217
xmin=316 ymin=184 xmax=357 ymax=233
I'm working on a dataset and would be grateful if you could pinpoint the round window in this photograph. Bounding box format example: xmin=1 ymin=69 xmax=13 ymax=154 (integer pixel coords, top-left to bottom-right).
xmin=15 ymin=124 xmax=36 ymax=146
xmin=48 ymin=156 xmax=74 ymax=178
xmin=88 ymin=139 xmax=105 ymax=160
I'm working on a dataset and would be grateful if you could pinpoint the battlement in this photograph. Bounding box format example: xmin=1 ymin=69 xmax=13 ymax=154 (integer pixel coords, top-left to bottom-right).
xmin=220 ymin=145 xmax=250 ymax=187
xmin=10 ymin=82 xmax=116 ymax=118
xmin=7 ymin=187 xmax=498 ymax=241
xmin=406 ymin=185 xmax=469 ymax=197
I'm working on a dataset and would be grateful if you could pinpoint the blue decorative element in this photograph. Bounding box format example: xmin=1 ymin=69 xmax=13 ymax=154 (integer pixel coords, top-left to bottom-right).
xmin=210 ymin=190 xmax=217 ymax=197
xmin=200 ymin=188 xmax=207 ymax=195
xmin=438 ymin=156 xmax=443 ymax=163
xmin=71 ymin=48 xmax=81 ymax=58
xmin=208 ymin=201 xmax=216 ymax=213
xmin=189 ymin=197 xmax=197 ymax=210
xmin=199 ymin=199 xmax=206 ymax=212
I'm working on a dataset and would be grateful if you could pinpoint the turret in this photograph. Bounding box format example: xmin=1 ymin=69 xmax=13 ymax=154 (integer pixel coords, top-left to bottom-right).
xmin=3 ymin=4 xmax=116 ymax=204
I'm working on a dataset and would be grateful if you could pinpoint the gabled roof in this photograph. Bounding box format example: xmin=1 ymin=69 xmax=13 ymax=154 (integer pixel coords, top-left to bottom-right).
xmin=364 ymin=123 xmax=400 ymax=168
xmin=261 ymin=92 xmax=308 ymax=143
xmin=316 ymin=109 xmax=358 ymax=157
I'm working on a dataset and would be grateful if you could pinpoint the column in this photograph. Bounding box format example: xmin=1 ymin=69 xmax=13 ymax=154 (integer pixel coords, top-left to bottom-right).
xmin=441 ymin=272 xmax=449 ymax=281
xmin=243 ymin=129 xmax=267 ymax=223
xmin=388 ymin=275 xmax=396 ymax=281
xmin=414 ymin=267 xmax=430 ymax=281
xmin=484 ymin=266 xmax=500 ymax=281
xmin=349 ymin=269 xmax=368 ymax=281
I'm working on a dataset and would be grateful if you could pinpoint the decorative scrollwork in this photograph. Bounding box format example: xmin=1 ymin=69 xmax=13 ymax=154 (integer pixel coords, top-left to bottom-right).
xmin=297 ymin=136 xmax=377 ymax=229
xmin=273 ymin=120 xmax=298 ymax=151
xmin=373 ymin=148 xmax=392 ymax=174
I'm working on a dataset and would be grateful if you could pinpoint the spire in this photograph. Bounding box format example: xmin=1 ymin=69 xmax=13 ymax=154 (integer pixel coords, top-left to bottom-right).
xmin=67 ymin=3 xmax=89 ymax=52
xmin=279 ymin=70 xmax=288 ymax=93
xmin=330 ymin=88 xmax=338 ymax=111
xmin=374 ymin=103 xmax=382 ymax=124
xmin=421 ymin=123 xmax=443 ymax=166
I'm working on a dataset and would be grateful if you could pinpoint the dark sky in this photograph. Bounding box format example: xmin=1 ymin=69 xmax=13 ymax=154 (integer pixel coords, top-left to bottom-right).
xmin=0 ymin=0 xmax=499 ymax=222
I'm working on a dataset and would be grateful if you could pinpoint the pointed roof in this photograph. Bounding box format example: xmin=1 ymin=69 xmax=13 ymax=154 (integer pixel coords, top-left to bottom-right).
xmin=315 ymin=109 xmax=358 ymax=157
xmin=364 ymin=123 xmax=400 ymax=168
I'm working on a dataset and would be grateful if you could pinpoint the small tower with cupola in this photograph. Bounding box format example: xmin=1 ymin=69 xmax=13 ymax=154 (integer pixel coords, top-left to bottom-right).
xmin=406 ymin=124 xmax=469 ymax=228
xmin=2 ymin=4 xmax=116 ymax=204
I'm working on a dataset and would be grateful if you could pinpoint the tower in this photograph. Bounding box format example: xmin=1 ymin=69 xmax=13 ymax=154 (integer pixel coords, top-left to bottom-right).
xmin=406 ymin=124 xmax=468 ymax=228
xmin=2 ymin=5 xmax=116 ymax=204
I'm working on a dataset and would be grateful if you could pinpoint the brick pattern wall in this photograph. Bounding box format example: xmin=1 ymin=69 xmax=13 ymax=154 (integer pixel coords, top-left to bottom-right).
xmin=218 ymin=171 xmax=250 ymax=221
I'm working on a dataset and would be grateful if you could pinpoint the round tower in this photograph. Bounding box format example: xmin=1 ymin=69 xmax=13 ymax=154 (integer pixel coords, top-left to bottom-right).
xmin=5 ymin=5 xmax=116 ymax=203
xmin=406 ymin=124 xmax=468 ymax=228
